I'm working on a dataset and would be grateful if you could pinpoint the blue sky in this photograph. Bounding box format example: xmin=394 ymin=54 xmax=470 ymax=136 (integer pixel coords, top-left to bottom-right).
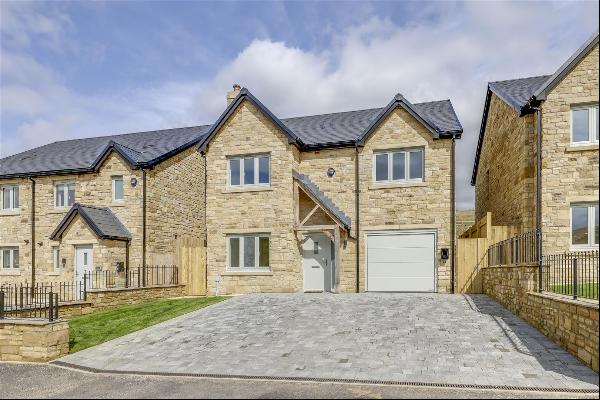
xmin=1 ymin=0 xmax=598 ymax=209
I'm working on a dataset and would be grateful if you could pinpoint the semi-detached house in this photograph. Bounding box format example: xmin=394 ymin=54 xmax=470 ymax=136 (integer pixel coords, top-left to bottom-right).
xmin=1 ymin=85 xmax=463 ymax=295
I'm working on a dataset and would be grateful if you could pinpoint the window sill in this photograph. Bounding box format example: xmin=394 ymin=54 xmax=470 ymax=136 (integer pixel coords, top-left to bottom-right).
xmin=369 ymin=181 xmax=427 ymax=190
xmin=46 ymin=272 xmax=62 ymax=276
xmin=0 ymin=210 xmax=20 ymax=216
xmin=222 ymin=186 xmax=273 ymax=194
xmin=221 ymin=270 xmax=273 ymax=276
xmin=110 ymin=202 xmax=126 ymax=207
xmin=565 ymin=143 xmax=598 ymax=152
xmin=569 ymin=246 xmax=599 ymax=252
xmin=0 ymin=270 xmax=21 ymax=276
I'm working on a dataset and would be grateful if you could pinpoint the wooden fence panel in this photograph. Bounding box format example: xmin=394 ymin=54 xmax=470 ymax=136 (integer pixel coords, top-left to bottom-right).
xmin=456 ymin=237 xmax=488 ymax=293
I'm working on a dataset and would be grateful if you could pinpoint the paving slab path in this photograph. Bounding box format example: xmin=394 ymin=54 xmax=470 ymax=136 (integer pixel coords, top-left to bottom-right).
xmin=58 ymin=293 xmax=599 ymax=391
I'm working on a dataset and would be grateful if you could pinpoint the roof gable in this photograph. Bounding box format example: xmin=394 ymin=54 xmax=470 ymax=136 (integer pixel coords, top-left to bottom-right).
xmin=198 ymin=88 xmax=304 ymax=152
xmin=49 ymin=204 xmax=132 ymax=241
xmin=357 ymin=94 xmax=462 ymax=146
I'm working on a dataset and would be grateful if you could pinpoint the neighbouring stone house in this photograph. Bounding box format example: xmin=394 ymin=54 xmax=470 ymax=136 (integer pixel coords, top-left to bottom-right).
xmin=0 ymin=127 xmax=207 ymax=286
xmin=201 ymin=86 xmax=462 ymax=295
xmin=471 ymin=31 xmax=599 ymax=253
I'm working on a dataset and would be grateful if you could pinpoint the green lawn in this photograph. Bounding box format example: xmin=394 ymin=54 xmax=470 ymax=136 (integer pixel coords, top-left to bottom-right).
xmin=550 ymin=283 xmax=598 ymax=300
xmin=69 ymin=296 xmax=227 ymax=353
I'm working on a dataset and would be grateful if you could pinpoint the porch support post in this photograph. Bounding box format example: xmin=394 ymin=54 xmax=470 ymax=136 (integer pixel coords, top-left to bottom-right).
xmin=293 ymin=181 xmax=300 ymax=226
xmin=334 ymin=227 xmax=341 ymax=292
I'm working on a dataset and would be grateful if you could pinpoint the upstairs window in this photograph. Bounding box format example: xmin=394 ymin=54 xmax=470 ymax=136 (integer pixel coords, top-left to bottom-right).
xmin=1 ymin=185 xmax=19 ymax=210
xmin=228 ymin=155 xmax=270 ymax=187
xmin=571 ymin=204 xmax=599 ymax=248
xmin=55 ymin=181 xmax=75 ymax=208
xmin=571 ymin=104 xmax=599 ymax=145
xmin=1 ymin=247 xmax=19 ymax=269
xmin=374 ymin=149 xmax=424 ymax=183
xmin=112 ymin=176 xmax=124 ymax=202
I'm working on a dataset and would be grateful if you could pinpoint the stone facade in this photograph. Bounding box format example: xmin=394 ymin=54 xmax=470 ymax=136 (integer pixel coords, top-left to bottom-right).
xmin=0 ymin=147 xmax=206 ymax=287
xmin=474 ymin=93 xmax=535 ymax=230
xmin=474 ymin=43 xmax=599 ymax=253
xmin=205 ymin=100 xmax=455 ymax=295
xmin=0 ymin=319 xmax=69 ymax=362
xmin=482 ymin=265 xmax=599 ymax=372
xmin=540 ymin=45 xmax=599 ymax=252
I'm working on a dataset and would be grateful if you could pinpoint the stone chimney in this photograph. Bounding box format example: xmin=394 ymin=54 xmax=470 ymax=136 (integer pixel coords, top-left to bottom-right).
xmin=226 ymin=84 xmax=241 ymax=105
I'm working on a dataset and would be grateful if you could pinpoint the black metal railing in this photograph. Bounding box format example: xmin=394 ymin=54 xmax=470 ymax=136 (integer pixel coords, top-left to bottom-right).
xmin=83 ymin=265 xmax=179 ymax=290
xmin=488 ymin=230 xmax=540 ymax=267
xmin=542 ymin=251 xmax=599 ymax=300
xmin=0 ymin=286 xmax=60 ymax=321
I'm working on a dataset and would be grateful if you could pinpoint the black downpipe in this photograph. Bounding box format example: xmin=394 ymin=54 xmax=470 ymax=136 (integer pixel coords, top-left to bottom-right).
xmin=203 ymin=153 xmax=208 ymax=294
xmin=450 ymin=135 xmax=456 ymax=293
xmin=535 ymin=108 xmax=543 ymax=291
xmin=142 ymin=169 xmax=147 ymax=286
xmin=28 ymin=177 xmax=36 ymax=292
xmin=355 ymin=144 xmax=360 ymax=293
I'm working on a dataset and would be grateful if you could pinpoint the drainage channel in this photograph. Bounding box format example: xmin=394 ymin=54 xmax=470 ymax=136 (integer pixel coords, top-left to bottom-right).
xmin=51 ymin=361 xmax=599 ymax=394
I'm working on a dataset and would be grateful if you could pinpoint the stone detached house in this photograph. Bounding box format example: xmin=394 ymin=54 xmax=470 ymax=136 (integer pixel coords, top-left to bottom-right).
xmin=471 ymin=30 xmax=599 ymax=252
xmin=1 ymin=84 xmax=463 ymax=295
xmin=200 ymin=86 xmax=462 ymax=295
xmin=0 ymin=127 xmax=208 ymax=285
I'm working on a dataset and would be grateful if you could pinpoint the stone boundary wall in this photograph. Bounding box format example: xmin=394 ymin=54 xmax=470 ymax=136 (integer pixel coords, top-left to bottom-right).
xmin=7 ymin=285 xmax=187 ymax=320
xmin=0 ymin=319 xmax=69 ymax=362
xmin=482 ymin=265 xmax=599 ymax=372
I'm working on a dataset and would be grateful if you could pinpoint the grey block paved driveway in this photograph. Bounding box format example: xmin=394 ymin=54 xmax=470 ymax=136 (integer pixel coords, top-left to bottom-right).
xmin=59 ymin=294 xmax=599 ymax=390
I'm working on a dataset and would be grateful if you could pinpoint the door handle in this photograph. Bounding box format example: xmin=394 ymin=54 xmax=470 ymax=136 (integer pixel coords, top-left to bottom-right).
xmin=312 ymin=265 xmax=320 ymax=268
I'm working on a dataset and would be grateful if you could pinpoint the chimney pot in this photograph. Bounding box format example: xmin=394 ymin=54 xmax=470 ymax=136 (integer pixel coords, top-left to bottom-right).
xmin=227 ymin=84 xmax=242 ymax=105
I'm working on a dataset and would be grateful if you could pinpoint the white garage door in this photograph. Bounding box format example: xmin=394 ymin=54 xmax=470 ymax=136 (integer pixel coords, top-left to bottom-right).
xmin=366 ymin=231 xmax=436 ymax=292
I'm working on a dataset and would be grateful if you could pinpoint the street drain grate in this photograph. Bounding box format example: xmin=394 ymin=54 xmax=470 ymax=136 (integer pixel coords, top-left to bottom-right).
xmin=51 ymin=361 xmax=599 ymax=394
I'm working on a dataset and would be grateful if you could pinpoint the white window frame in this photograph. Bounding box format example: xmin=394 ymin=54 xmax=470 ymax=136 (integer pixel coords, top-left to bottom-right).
xmin=226 ymin=234 xmax=270 ymax=271
xmin=570 ymin=203 xmax=599 ymax=250
xmin=1 ymin=185 xmax=19 ymax=210
xmin=373 ymin=148 xmax=424 ymax=184
xmin=112 ymin=176 xmax=124 ymax=202
xmin=570 ymin=104 xmax=599 ymax=145
xmin=53 ymin=247 xmax=62 ymax=271
xmin=54 ymin=181 xmax=76 ymax=208
xmin=227 ymin=154 xmax=270 ymax=188
xmin=0 ymin=247 xmax=19 ymax=269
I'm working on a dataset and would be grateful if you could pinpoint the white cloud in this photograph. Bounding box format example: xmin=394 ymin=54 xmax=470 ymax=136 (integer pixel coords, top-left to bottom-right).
xmin=1 ymin=1 xmax=598 ymax=210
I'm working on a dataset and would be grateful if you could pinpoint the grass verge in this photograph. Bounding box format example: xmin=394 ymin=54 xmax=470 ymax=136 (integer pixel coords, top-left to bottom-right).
xmin=69 ymin=296 xmax=227 ymax=353
xmin=550 ymin=283 xmax=598 ymax=300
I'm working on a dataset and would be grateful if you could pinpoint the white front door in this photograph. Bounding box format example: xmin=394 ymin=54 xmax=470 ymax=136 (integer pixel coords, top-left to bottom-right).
xmin=303 ymin=234 xmax=332 ymax=292
xmin=75 ymin=245 xmax=94 ymax=290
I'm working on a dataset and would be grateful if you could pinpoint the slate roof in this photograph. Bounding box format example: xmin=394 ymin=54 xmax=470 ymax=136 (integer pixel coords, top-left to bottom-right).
xmin=488 ymin=75 xmax=551 ymax=114
xmin=292 ymin=171 xmax=351 ymax=230
xmin=2 ymin=90 xmax=462 ymax=178
xmin=50 ymin=204 xmax=132 ymax=241
xmin=0 ymin=125 xmax=211 ymax=178
xmin=282 ymin=99 xmax=462 ymax=147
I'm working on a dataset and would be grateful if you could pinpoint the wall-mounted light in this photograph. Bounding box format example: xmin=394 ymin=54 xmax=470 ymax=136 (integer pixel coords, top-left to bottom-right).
xmin=327 ymin=167 xmax=335 ymax=178
xmin=441 ymin=248 xmax=449 ymax=260
xmin=130 ymin=177 xmax=138 ymax=187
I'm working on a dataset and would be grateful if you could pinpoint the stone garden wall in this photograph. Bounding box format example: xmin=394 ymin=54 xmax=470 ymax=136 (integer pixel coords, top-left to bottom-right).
xmin=482 ymin=265 xmax=599 ymax=372
xmin=0 ymin=319 xmax=69 ymax=362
